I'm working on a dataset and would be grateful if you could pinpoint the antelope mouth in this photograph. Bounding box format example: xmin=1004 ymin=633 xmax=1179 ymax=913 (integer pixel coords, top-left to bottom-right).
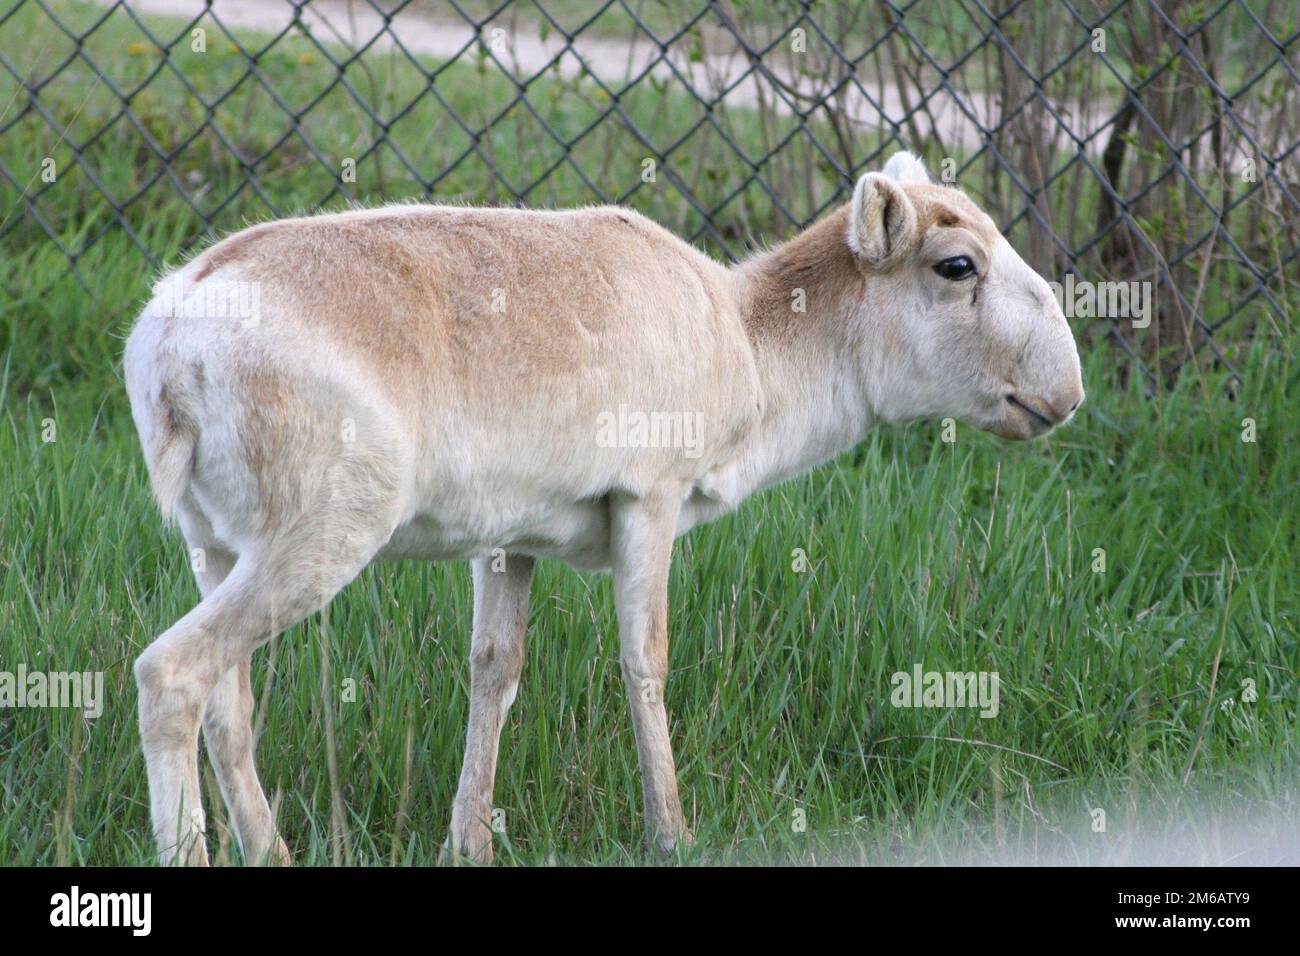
xmin=1005 ymin=394 xmax=1055 ymax=431
xmin=993 ymin=393 xmax=1059 ymax=440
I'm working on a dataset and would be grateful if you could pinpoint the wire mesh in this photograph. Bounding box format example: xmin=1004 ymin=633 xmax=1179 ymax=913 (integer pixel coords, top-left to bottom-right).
xmin=1 ymin=0 xmax=1296 ymax=382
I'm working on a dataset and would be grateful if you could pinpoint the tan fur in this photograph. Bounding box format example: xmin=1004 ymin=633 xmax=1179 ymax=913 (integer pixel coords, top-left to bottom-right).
xmin=189 ymin=207 xmax=755 ymax=436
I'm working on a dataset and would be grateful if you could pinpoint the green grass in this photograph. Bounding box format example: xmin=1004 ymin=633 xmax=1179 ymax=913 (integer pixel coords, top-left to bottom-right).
xmin=2 ymin=315 xmax=1297 ymax=865
xmin=0 ymin=0 xmax=1297 ymax=866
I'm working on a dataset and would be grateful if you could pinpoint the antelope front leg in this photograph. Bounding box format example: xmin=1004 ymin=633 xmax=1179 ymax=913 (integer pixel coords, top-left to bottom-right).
xmin=611 ymin=489 xmax=690 ymax=854
xmin=447 ymin=554 xmax=534 ymax=864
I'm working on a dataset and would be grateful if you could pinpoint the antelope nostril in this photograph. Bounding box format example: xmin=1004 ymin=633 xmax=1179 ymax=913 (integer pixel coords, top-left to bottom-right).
xmin=1069 ymin=398 xmax=1081 ymax=413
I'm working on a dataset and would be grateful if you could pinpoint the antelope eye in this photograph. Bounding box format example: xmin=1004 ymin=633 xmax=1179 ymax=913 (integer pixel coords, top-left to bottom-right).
xmin=933 ymin=256 xmax=976 ymax=281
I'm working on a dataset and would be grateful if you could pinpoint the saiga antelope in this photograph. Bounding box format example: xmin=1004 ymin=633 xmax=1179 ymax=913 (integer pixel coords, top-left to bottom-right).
xmin=125 ymin=151 xmax=1084 ymax=865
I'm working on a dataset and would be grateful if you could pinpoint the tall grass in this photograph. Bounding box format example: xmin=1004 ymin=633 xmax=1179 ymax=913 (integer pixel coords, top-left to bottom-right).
xmin=1 ymin=302 xmax=1296 ymax=864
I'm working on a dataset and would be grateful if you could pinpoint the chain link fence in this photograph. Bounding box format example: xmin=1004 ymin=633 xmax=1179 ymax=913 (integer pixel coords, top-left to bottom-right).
xmin=2 ymin=0 xmax=1297 ymax=386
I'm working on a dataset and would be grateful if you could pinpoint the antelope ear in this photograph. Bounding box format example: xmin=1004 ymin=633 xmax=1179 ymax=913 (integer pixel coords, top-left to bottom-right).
xmin=882 ymin=150 xmax=931 ymax=185
xmin=847 ymin=172 xmax=918 ymax=265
